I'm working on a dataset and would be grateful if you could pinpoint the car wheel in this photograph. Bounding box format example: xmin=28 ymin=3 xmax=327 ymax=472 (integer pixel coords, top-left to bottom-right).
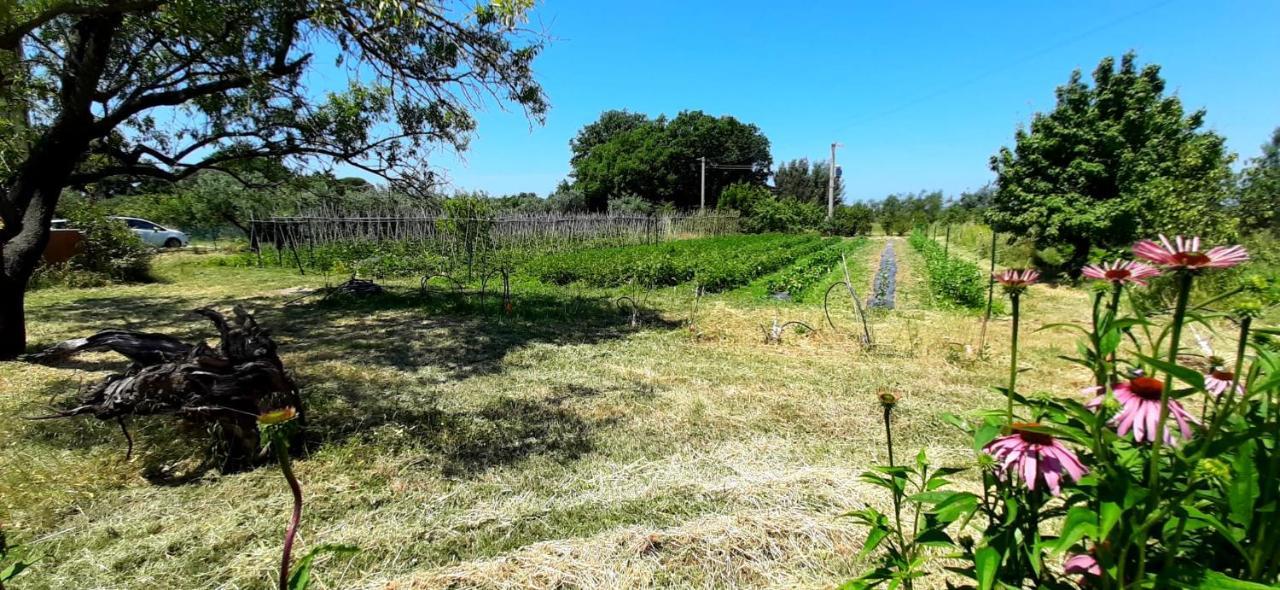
xmin=164 ymin=238 xmax=182 ymax=248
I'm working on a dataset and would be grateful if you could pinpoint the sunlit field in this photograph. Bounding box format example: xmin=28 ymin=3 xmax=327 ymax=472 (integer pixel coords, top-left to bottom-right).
xmin=1 ymin=234 xmax=1141 ymax=589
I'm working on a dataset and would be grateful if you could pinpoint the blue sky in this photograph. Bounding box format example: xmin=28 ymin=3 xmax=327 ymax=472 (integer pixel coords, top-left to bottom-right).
xmin=411 ymin=0 xmax=1280 ymax=203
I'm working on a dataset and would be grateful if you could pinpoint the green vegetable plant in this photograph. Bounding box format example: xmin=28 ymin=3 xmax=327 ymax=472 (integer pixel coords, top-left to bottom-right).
xmin=908 ymin=229 xmax=985 ymax=308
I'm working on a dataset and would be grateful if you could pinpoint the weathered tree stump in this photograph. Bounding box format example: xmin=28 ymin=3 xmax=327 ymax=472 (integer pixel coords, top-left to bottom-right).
xmin=27 ymin=306 xmax=301 ymax=473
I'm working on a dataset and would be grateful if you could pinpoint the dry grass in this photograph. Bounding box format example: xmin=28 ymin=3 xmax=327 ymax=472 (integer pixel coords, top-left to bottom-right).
xmin=1 ymin=243 xmax=1100 ymax=589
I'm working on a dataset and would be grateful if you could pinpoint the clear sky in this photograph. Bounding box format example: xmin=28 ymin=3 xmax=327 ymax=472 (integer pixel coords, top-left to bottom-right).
xmin=416 ymin=0 xmax=1280 ymax=203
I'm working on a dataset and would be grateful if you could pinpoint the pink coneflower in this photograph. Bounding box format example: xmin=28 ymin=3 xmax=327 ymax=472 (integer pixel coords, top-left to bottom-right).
xmin=1133 ymin=235 xmax=1249 ymax=270
xmin=994 ymin=268 xmax=1040 ymax=294
xmin=1087 ymin=377 xmax=1200 ymax=445
xmin=1204 ymin=368 xmax=1244 ymax=398
xmin=983 ymin=423 xmax=1087 ymax=496
xmin=1064 ymin=552 xmax=1101 ymax=580
xmin=1081 ymin=259 xmax=1161 ymax=286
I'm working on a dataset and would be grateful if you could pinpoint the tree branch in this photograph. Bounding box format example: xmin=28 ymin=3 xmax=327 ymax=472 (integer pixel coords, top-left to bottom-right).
xmin=0 ymin=0 xmax=165 ymax=49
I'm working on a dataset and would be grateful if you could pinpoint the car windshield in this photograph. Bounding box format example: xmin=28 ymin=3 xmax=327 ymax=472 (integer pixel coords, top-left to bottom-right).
xmin=123 ymin=219 xmax=159 ymax=230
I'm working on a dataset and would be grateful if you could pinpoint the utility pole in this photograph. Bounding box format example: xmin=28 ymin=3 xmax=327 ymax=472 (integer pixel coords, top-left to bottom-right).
xmin=827 ymin=143 xmax=841 ymax=220
xmin=700 ymin=156 xmax=707 ymax=212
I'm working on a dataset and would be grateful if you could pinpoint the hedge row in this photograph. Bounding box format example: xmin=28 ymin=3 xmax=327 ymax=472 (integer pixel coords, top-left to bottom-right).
xmin=908 ymin=229 xmax=985 ymax=308
xmin=525 ymin=234 xmax=825 ymax=292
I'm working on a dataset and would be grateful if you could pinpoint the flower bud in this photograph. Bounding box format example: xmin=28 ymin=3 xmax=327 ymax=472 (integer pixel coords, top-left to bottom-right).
xmin=1232 ymin=297 xmax=1264 ymax=319
xmin=1242 ymin=273 xmax=1270 ymax=294
xmin=1194 ymin=458 xmax=1230 ymax=482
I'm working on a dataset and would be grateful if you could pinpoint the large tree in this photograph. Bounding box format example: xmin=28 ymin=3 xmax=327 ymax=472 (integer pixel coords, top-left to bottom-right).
xmin=1238 ymin=127 xmax=1280 ymax=236
xmin=570 ymin=110 xmax=771 ymax=210
xmin=568 ymin=109 xmax=650 ymax=168
xmin=772 ymin=157 xmax=843 ymax=206
xmin=0 ymin=0 xmax=546 ymax=358
xmin=988 ymin=52 xmax=1234 ymax=270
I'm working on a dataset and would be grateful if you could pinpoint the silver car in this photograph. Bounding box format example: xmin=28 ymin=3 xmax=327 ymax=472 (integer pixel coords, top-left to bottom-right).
xmin=109 ymin=216 xmax=190 ymax=248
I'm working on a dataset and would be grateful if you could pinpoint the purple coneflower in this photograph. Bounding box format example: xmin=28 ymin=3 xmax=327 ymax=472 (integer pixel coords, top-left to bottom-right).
xmin=993 ymin=268 xmax=1040 ymax=293
xmin=983 ymin=423 xmax=1087 ymax=496
xmin=1087 ymin=377 xmax=1200 ymax=445
xmin=1064 ymin=551 xmax=1101 ymax=580
xmin=1133 ymin=235 xmax=1249 ymax=270
xmin=1204 ymin=368 xmax=1244 ymax=398
xmin=1081 ymin=259 xmax=1161 ymax=286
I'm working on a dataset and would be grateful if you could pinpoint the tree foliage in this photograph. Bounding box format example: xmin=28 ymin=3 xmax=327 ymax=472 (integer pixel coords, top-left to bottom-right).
xmin=0 ymin=0 xmax=548 ymax=357
xmin=875 ymin=191 xmax=942 ymax=235
xmin=825 ymin=203 xmax=874 ymax=236
xmin=988 ymin=52 xmax=1235 ymax=268
xmin=772 ymin=158 xmax=843 ymax=206
xmin=1238 ymin=127 xmax=1280 ymax=236
xmin=569 ymin=110 xmax=771 ymax=210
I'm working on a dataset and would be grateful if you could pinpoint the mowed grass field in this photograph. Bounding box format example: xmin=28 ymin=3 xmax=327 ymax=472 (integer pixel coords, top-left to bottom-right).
xmin=2 ymin=235 xmax=1127 ymax=589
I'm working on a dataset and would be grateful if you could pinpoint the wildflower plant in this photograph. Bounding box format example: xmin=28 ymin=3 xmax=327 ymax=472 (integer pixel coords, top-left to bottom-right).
xmin=259 ymin=407 xmax=358 ymax=590
xmin=846 ymin=234 xmax=1280 ymax=588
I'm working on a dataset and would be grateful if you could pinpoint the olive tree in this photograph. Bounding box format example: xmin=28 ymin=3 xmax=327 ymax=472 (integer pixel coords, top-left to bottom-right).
xmin=0 ymin=0 xmax=547 ymax=358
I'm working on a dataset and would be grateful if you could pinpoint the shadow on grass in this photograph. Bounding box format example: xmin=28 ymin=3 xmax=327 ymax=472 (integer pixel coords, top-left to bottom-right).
xmin=22 ymin=283 xmax=665 ymax=479
xmin=29 ymin=284 xmax=674 ymax=380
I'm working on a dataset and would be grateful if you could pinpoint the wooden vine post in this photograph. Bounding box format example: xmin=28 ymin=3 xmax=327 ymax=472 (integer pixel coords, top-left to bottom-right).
xmin=977 ymin=229 xmax=998 ymax=357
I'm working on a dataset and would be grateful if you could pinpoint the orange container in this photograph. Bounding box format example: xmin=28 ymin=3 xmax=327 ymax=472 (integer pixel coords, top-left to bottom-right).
xmin=43 ymin=229 xmax=85 ymax=264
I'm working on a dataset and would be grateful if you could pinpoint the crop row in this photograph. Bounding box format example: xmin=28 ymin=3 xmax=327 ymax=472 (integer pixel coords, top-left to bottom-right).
xmin=524 ymin=234 xmax=827 ymax=291
xmin=908 ymin=229 xmax=985 ymax=308
xmin=762 ymin=238 xmax=850 ymax=298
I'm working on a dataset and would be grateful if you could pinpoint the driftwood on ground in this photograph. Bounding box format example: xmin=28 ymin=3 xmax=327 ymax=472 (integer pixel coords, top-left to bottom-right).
xmin=24 ymin=330 xmax=193 ymax=365
xmin=27 ymin=306 xmax=301 ymax=472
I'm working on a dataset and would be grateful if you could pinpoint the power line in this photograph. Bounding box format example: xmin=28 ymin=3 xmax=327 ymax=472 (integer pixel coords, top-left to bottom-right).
xmin=831 ymin=0 xmax=1179 ymax=134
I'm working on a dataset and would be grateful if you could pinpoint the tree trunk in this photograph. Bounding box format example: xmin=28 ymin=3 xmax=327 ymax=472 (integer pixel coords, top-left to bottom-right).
xmin=0 ymin=12 xmax=122 ymax=359
xmin=0 ymin=277 xmax=26 ymax=359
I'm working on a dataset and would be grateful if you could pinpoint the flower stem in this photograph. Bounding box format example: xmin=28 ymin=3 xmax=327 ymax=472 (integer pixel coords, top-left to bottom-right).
xmin=1140 ymin=270 xmax=1194 ymax=582
xmin=1108 ymin=282 xmax=1123 ymax=317
xmin=882 ymin=403 xmax=907 ymax=560
xmin=1149 ymin=271 xmax=1193 ymax=481
xmin=275 ymin=438 xmax=303 ymax=590
xmin=1006 ymin=293 xmax=1021 ymax=425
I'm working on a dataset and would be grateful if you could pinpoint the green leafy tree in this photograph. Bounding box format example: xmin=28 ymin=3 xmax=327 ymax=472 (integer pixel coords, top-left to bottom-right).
xmin=988 ymin=52 xmax=1235 ymax=271
xmin=1238 ymin=127 xmax=1280 ymax=236
xmin=825 ymin=203 xmax=874 ymax=236
xmin=772 ymin=157 xmax=843 ymax=206
xmin=944 ymin=184 xmax=994 ymax=224
xmin=741 ymin=196 xmax=823 ymax=234
xmin=568 ymin=109 xmax=651 ymax=168
xmin=570 ymin=110 xmax=771 ymax=210
xmin=876 ymin=195 xmax=913 ymax=236
xmin=0 ymin=0 xmax=547 ymax=358
xmin=716 ymin=182 xmax=771 ymax=215
xmin=545 ymin=181 xmax=588 ymax=213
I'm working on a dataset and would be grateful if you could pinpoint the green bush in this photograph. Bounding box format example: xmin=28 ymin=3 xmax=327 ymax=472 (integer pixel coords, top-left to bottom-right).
xmin=742 ymin=196 xmax=824 ymax=233
xmin=717 ymin=182 xmax=770 ymax=215
xmin=34 ymin=201 xmax=153 ymax=288
xmin=823 ymin=204 xmax=874 ymax=236
xmin=908 ymin=229 xmax=984 ymax=308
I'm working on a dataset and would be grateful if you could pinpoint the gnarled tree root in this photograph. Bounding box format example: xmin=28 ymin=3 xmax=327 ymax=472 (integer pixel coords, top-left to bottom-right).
xmin=26 ymin=306 xmax=301 ymax=473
